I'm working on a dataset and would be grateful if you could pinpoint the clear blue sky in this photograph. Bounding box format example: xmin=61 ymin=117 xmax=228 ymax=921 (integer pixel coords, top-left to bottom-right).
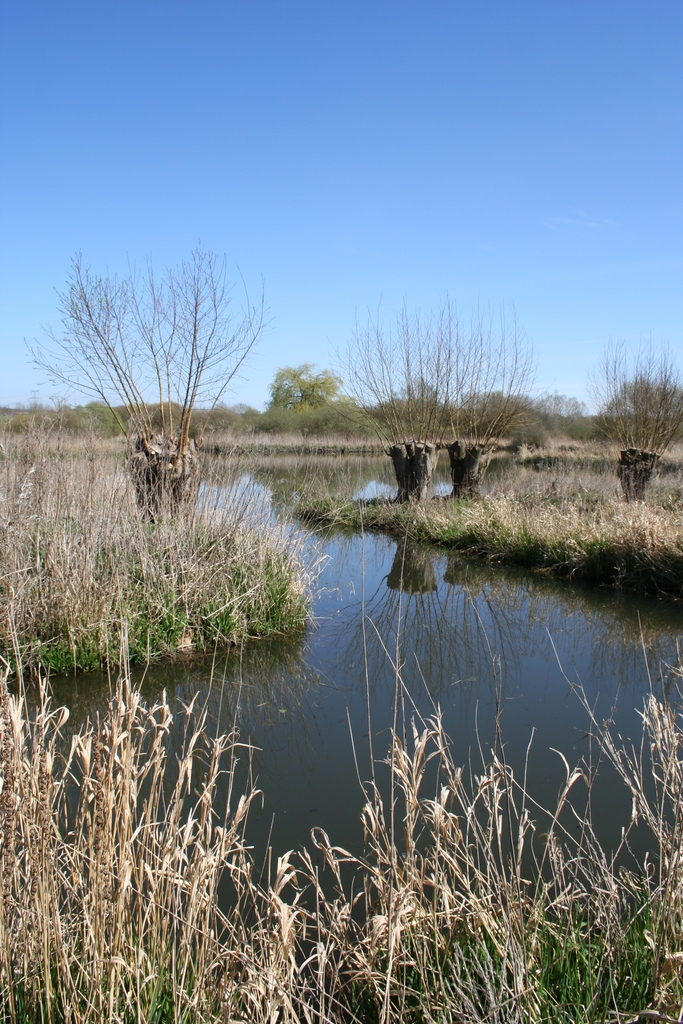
xmin=1 ymin=1 xmax=681 ymax=409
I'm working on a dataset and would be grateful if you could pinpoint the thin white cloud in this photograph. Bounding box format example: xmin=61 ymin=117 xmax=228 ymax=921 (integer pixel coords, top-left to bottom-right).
xmin=544 ymin=210 xmax=619 ymax=232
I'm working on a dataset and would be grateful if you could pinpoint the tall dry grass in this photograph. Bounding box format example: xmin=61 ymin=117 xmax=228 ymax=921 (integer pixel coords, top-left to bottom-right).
xmin=208 ymin=430 xmax=385 ymax=456
xmin=2 ymin=651 xmax=683 ymax=1022
xmin=0 ymin=426 xmax=310 ymax=673
xmin=0 ymin=666 xmax=259 ymax=1021
xmin=506 ymin=438 xmax=683 ymax=505
xmin=418 ymin=492 xmax=683 ymax=592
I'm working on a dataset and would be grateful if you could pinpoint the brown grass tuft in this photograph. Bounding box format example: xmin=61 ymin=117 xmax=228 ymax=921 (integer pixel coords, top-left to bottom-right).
xmin=0 ymin=653 xmax=682 ymax=1021
xmin=0 ymin=426 xmax=311 ymax=673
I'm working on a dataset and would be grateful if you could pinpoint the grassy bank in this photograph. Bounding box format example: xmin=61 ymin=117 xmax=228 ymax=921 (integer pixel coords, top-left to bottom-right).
xmin=297 ymin=493 xmax=683 ymax=596
xmin=0 ymin=429 xmax=311 ymax=673
xmin=1 ymin=660 xmax=682 ymax=1022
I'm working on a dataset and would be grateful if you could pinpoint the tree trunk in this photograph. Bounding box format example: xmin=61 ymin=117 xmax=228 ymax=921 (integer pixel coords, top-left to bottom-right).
xmin=618 ymin=448 xmax=658 ymax=502
xmin=388 ymin=442 xmax=439 ymax=503
xmin=448 ymin=442 xmax=487 ymax=498
xmin=127 ymin=434 xmax=199 ymax=521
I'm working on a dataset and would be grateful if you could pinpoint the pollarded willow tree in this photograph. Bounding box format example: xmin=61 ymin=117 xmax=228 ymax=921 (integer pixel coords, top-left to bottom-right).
xmin=590 ymin=342 xmax=683 ymax=502
xmin=343 ymin=301 xmax=534 ymax=501
xmin=446 ymin=308 xmax=535 ymax=496
xmin=343 ymin=304 xmax=454 ymax=501
xmin=35 ymin=247 xmax=265 ymax=518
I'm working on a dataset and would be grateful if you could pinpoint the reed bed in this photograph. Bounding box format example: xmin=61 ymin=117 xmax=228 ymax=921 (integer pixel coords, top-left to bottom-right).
xmin=0 ymin=427 xmax=310 ymax=673
xmin=209 ymin=431 xmax=385 ymax=457
xmin=1 ymin=654 xmax=683 ymax=1022
xmin=509 ymin=440 xmax=683 ymax=504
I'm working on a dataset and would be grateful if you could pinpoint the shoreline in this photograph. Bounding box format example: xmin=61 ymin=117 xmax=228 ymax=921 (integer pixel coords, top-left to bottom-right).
xmin=296 ymin=494 xmax=683 ymax=598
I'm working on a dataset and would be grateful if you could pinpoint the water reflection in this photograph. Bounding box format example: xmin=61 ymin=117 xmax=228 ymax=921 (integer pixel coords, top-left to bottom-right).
xmin=321 ymin=533 xmax=681 ymax=707
xmin=51 ymin=629 xmax=321 ymax=754
xmin=249 ymin=454 xmax=398 ymax=506
xmin=387 ymin=543 xmax=438 ymax=593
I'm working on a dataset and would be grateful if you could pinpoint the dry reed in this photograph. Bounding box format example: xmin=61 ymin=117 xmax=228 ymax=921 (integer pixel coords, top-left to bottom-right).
xmin=208 ymin=431 xmax=385 ymax=457
xmin=1 ymin=651 xmax=682 ymax=1021
xmin=0 ymin=426 xmax=310 ymax=673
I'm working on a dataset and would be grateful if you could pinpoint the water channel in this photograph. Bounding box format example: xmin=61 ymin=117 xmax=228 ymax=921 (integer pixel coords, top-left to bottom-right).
xmin=51 ymin=456 xmax=683 ymax=868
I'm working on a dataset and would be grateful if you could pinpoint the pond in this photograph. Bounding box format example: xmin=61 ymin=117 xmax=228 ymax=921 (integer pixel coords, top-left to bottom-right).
xmin=51 ymin=456 xmax=683 ymax=868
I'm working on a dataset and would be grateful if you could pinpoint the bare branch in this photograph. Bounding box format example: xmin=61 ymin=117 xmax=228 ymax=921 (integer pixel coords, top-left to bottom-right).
xmin=33 ymin=246 xmax=266 ymax=517
xmin=590 ymin=340 xmax=683 ymax=456
xmin=343 ymin=298 xmax=535 ymax=500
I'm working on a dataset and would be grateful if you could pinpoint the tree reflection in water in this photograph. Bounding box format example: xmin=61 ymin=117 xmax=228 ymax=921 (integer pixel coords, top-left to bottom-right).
xmin=327 ymin=531 xmax=682 ymax=707
xmin=386 ymin=542 xmax=437 ymax=594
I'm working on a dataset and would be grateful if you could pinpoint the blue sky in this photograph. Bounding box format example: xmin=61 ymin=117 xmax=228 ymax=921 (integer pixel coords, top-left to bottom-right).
xmin=1 ymin=1 xmax=681 ymax=409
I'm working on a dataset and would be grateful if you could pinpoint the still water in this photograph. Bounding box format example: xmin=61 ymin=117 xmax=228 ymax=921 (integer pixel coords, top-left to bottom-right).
xmin=52 ymin=457 xmax=683 ymax=865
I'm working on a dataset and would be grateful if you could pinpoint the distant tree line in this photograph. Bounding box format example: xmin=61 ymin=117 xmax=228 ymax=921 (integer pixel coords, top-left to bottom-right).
xmin=4 ymin=367 xmax=676 ymax=461
xmin=0 ymin=385 xmax=601 ymax=444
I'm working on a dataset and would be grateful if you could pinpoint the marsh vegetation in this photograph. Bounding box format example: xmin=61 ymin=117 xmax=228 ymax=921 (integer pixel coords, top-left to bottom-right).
xmin=0 ymin=427 xmax=309 ymax=674
xmin=296 ymin=439 xmax=683 ymax=597
xmin=2 ymin=423 xmax=683 ymax=1020
xmin=3 ymin=635 xmax=683 ymax=1023
xmin=2 ymin=327 xmax=683 ymax=1020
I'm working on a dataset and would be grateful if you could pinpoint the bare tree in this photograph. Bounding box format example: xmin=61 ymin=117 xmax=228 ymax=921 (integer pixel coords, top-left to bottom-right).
xmin=344 ymin=301 xmax=534 ymax=501
xmin=34 ymin=247 xmax=265 ymax=518
xmin=590 ymin=341 xmax=683 ymax=501
xmin=343 ymin=304 xmax=454 ymax=501
xmin=447 ymin=308 xmax=535 ymax=497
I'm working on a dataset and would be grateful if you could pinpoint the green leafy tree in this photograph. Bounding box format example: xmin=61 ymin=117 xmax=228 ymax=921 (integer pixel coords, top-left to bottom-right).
xmin=268 ymin=363 xmax=341 ymax=411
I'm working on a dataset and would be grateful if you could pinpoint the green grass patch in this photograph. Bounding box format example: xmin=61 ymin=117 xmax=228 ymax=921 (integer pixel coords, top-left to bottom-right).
xmin=5 ymin=545 xmax=308 ymax=674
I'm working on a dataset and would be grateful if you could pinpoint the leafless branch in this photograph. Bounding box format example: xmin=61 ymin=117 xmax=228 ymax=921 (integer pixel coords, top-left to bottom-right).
xmin=590 ymin=341 xmax=683 ymax=456
xmin=33 ymin=246 xmax=266 ymax=452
